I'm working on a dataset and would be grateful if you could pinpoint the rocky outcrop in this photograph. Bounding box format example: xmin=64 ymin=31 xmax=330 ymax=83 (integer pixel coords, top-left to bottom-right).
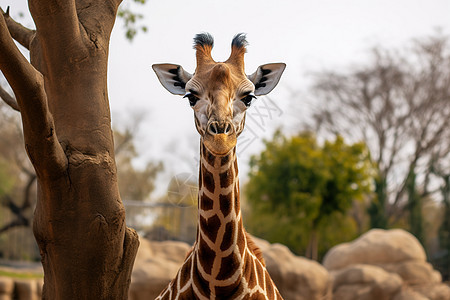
xmin=14 ymin=279 xmax=42 ymax=300
xmin=330 ymin=264 xmax=403 ymax=299
xmin=2 ymin=229 xmax=448 ymax=300
xmin=129 ymin=236 xmax=332 ymax=299
xmin=323 ymin=229 xmax=450 ymax=300
xmin=253 ymin=236 xmax=332 ymax=300
xmin=0 ymin=277 xmax=14 ymax=300
xmin=0 ymin=276 xmax=42 ymax=300
xmin=129 ymin=238 xmax=191 ymax=300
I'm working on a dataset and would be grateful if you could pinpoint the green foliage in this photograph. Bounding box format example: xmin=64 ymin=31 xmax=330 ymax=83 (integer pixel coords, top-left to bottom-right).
xmin=117 ymin=0 xmax=148 ymax=41
xmin=438 ymin=175 xmax=450 ymax=280
xmin=245 ymin=131 xmax=373 ymax=258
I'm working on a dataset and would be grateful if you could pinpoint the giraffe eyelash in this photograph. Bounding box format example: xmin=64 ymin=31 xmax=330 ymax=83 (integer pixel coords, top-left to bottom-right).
xmin=184 ymin=92 xmax=200 ymax=106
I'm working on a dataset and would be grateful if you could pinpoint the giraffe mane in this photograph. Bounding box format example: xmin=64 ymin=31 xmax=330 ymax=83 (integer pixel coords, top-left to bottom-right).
xmin=245 ymin=231 xmax=266 ymax=266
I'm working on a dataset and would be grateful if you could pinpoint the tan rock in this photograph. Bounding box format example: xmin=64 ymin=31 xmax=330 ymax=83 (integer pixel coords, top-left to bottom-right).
xmin=331 ymin=264 xmax=403 ymax=299
xmin=0 ymin=277 xmax=14 ymax=300
xmin=323 ymin=229 xmax=426 ymax=270
xmin=323 ymin=229 xmax=449 ymax=300
xmin=333 ymin=284 xmax=384 ymax=300
xmin=15 ymin=279 xmax=41 ymax=300
xmin=381 ymin=261 xmax=442 ymax=284
xmin=393 ymin=288 xmax=429 ymax=300
xmin=412 ymin=283 xmax=450 ymax=300
xmin=254 ymin=240 xmax=332 ymax=300
xmin=129 ymin=239 xmax=191 ymax=300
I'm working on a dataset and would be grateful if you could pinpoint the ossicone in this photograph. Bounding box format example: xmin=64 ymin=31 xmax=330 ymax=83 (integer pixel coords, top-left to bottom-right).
xmin=226 ymin=32 xmax=248 ymax=71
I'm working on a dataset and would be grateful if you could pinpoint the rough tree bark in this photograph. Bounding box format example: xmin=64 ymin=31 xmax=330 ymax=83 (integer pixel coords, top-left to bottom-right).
xmin=0 ymin=1 xmax=139 ymax=299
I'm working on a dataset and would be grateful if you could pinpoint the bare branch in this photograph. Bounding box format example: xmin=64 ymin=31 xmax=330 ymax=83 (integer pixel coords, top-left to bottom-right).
xmin=0 ymin=219 xmax=28 ymax=235
xmin=1 ymin=7 xmax=35 ymax=50
xmin=22 ymin=173 xmax=37 ymax=210
xmin=0 ymin=12 xmax=67 ymax=178
xmin=0 ymin=84 xmax=19 ymax=111
xmin=0 ymin=195 xmax=30 ymax=226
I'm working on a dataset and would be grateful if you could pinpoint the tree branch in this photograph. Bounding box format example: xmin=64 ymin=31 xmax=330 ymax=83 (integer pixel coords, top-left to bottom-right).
xmin=0 ymin=219 xmax=29 ymax=235
xmin=1 ymin=7 xmax=35 ymax=50
xmin=0 ymin=13 xmax=67 ymax=178
xmin=28 ymin=0 xmax=87 ymax=64
xmin=22 ymin=173 xmax=37 ymax=210
xmin=1 ymin=195 xmax=30 ymax=226
xmin=0 ymin=84 xmax=19 ymax=111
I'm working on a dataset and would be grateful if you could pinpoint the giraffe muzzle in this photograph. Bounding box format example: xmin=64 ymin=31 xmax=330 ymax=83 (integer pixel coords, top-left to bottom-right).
xmin=203 ymin=120 xmax=236 ymax=156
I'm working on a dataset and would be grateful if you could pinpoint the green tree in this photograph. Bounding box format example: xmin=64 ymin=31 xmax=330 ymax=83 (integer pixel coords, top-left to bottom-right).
xmin=245 ymin=131 xmax=373 ymax=260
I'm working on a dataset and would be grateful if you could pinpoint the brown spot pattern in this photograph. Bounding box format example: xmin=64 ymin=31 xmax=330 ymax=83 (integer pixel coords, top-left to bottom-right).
xmin=214 ymin=281 xmax=241 ymax=298
xmin=256 ymin=265 xmax=265 ymax=292
xmin=245 ymin=258 xmax=258 ymax=290
xmin=216 ymin=252 xmax=240 ymax=280
xmin=200 ymin=214 xmax=221 ymax=243
xmin=219 ymin=169 xmax=233 ymax=188
xmin=234 ymin=186 xmax=240 ymax=214
xmin=179 ymin=256 xmax=192 ymax=288
xmin=220 ymin=221 xmax=235 ymax=251
xmin=219 ymin=192 xmax=232 ymax=217
xmin=237 ymin=220 xmax=245 ymax=255
xmin=201 ymin=164 xmax=215 ymax=193
xmin=200 ymin=194 xmax=214 ymax=211
xmin=198 ymin=237 xmax=216 ymax=275
xmin=265 ymin=272 xmax=275 ymax=298
xmin=192 ymin=255 xmax=210 ymax=297
xmin=160 ymin=291 xmax=170 ymax=300
xmin=221 ymin=154 xmax=231 ymax=166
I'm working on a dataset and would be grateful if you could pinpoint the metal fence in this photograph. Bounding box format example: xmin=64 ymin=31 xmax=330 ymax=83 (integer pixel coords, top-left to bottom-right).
xmin=0 ymin=199 xmax=197 ymax=263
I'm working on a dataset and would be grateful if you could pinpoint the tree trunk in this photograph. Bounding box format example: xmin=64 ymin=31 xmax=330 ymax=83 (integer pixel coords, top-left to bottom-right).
xmin=306 ymin=228 xmax=319 ymax=261
xmin=368 ymin=173 xmax=388 ymax=229
xmin=0 ymin=1 xmax=139 ymax=299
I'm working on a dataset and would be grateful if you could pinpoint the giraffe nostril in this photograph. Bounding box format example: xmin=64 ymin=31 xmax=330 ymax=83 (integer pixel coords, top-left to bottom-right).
xmin=207 ymin=121 xmax=233 ymax=135
xmin=224 ymin=122 xmax=232 ymax=135
xmin=208 ymin=122 xmax=219 ymax=135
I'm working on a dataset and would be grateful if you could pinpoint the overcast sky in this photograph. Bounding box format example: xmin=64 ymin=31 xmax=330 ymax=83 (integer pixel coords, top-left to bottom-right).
xmin=3 ymin=0 xmax=450 ymax=198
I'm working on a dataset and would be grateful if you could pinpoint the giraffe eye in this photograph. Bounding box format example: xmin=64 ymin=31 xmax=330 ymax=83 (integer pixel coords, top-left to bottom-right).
xmin=241 ymin=93 xmax=256 ymax=107
xmin=183 ymin=92 xmax=200 ymax=107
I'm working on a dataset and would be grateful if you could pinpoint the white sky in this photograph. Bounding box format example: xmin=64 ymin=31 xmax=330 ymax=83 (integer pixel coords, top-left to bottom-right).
xmin=3 ymin=0 xmax=450 ymax=198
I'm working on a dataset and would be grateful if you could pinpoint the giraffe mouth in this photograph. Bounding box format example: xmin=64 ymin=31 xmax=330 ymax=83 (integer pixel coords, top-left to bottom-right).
xmin=202 ymin=132 xmax=237 ymax=156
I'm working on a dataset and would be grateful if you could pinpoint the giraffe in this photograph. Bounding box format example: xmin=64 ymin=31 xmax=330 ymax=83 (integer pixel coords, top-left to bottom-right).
xmin=152 ymin=33 xmax=286 ymax=300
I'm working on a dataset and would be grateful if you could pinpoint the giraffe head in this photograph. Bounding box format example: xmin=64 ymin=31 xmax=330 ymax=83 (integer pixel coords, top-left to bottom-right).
xmin=153 ymin=33 xmax=285 ymax=156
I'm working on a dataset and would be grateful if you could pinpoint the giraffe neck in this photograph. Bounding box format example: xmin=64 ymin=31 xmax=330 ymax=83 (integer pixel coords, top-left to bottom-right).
xmin=195 ymin=141 xmax=246 ymax=295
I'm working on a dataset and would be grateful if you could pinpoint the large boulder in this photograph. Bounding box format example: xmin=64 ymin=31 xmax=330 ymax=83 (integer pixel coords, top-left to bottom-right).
xmin=323 ymin=229 xmax=450 ymax=300
xmin=129 ymin=238 xmax=191 ymax=300
xmin=14 ymin=279 xmax=43 ymax=300
xmin=331 ymin=264 xmax=402 ymax=299
xmin=253 ymin=236 xmax=332 ymax=300
xmin=323 ymin=229 xmax=426 ymax=270
xmin=0 ymin=277 xmax=14 ymax=300
xmin=130 ymin=236 xmax=332 ymax=300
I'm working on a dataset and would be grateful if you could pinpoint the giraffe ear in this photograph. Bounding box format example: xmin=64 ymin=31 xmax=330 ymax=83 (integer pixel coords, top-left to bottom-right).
xmin=152 ymin=63 xmax=193 ymax=95
xmin=248 ymin=63 xmax=286 ymax=96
